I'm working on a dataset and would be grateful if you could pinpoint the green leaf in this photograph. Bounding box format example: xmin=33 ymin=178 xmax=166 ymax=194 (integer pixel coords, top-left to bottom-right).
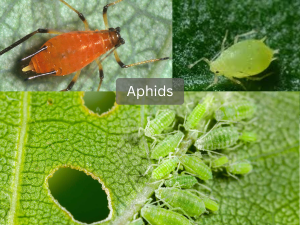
xmin=1 ymin=92 xmax=299 ymax=225
xmin=173 ymin=0 xmax=300 ymax=91
xmin=0 ymin=0 xmax=172 ymax=91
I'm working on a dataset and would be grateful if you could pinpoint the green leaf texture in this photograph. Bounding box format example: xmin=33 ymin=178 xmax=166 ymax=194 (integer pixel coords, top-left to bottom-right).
xmin=0 ymin=0 xmax=172 ymax=91
xmin=0 ymin=92 xmax=299 ymax=225
xmin=173 ymin=0 xmax=300 ymax=91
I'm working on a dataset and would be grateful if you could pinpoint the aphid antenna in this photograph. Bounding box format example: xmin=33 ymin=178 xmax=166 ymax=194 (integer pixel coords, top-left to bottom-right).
xmin=188 ymin=57 xmax=211 ymax=69
xmin=186 ymin=188 xmax=209 ymax=198
xmin=224 ymin=143 xmax=243 ymax=151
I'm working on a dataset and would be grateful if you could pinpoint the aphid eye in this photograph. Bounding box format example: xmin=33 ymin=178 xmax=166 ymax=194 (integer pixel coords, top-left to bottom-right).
xmin=216 ymin=71 xmax=219 ymax=73
xmin=116 ymin=27 xmax=121 ymax=32
xmin=120 ymin=38 xmax=125 ymax=44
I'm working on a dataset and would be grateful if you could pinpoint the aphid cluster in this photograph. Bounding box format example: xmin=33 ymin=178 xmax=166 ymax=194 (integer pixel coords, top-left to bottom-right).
xmin=129 ymin=94 xmax=257 ymax=224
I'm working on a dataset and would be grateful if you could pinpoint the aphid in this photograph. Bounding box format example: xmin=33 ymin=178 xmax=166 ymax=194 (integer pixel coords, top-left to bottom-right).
xmin=145 ymin=110 xmax=176 ymax=138
xmin=151 ymin=131 xmax=184 ymax=160
xmin=239 ymin=131 xmax=257 ymax=142
xmin=164 ymin=175 xmax=198 ymax=189
xmin=202 ymin=197 xmax=219 ymax=212
xmin=180 ymin=155 xmax=212 ymax=180
xmin=128 ymin=217 xmax=144 ymax=225
xmin=211 ymin=156 xmax=229 ymax=168
xmin=151 ymin=158 xmax=179 ymax=180
xmin=155 ymin=188 xmax=206 ymax=218
xmin=184 ymin=95 xmax=214 ymax=130
xmin=141 ymin=205 xmax=191 ymax=225
xmin=189 ymin=30 xmax=278 ymax=90
xmin=214 ymin=101 xmax=256 ymax=122
xmin=195 ymin=126 xmax=239 ymax=150
xmin=0 ymin=0 xmax=170 ymax=91
xmin=226 ymin=160 xmax=253 ymax=175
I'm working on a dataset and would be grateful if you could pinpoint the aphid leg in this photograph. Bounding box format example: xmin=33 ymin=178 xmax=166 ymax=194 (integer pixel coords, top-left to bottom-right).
xmin=227 ymin=77 xmax=247 ymax=90
xmin=0 ymin=29 xmax=62 ymax=56
xmin=142 ymin=164 xmax=158 ymax=176
xmin=187 ymin=188 xmax=209 ymax=197
xmin=246 ymin=72 xmax=273 ymax=81
xmin=224 ymin=143 xmax=242 ymax=151
xmin=205 ymin=75 xmax=219 ymax=90
xmin=226 ymin=171 xmax=240 ymax=181
xmin=221 ymin=30 xmax=229 ymax=52
xmin=59 ymin=0 xmax=90 ymax=30
xmin=61 ymin=70 xmax=82 ymax=91
xmin=188 ymin=57 xmax=210 ymax=69
xmin=95 ymin=59 xmax=104 ymax=91
xmin=234 ymin=30 xmax=257 ymax=43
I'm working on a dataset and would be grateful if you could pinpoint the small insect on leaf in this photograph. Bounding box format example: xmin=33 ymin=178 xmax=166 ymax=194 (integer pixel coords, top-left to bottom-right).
xmin=155 ymin=187 xmax=206 ymax=218
xmin=195 ymin=126 xmax=240 ymax=150
xmin=128 ymin=217 xmax=144 ymax=225
xmin=164 ymin=175 xmax=198 ymax=189
xmin=150 ymin=131 xmax=184 ymax=160
xmin=151 ymin=158 xmax=179 ymax=180
xmin=180 ymin=155 xmax=213 ymax=180
xmin=202 ymin=197 xmax=219 ymax=212
xmin=226 ymin=160 xmax=253 ymax=175
xmin=211 ymin=156 xmax=229 ymax=168
xmin=0 ymin=0 xmax=170 ymax=91
xmin=239 ymin=131 xmax=257 ymax=142
xmin=141 ymin=205 xmax=191 ymax=225
xmin=184 ymin=95 xmax=214 ymax=130
xmin=189 ymin=31 xmax=278 ymax=90
xmin=214 ymin=101 xmax=256 ymax=122
xmin=145 ymin=110 xmax=176 ymax=138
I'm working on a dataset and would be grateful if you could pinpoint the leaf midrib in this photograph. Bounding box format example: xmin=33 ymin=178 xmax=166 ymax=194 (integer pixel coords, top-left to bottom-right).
xmin=8 ymin=92 xmax=30 ymax=225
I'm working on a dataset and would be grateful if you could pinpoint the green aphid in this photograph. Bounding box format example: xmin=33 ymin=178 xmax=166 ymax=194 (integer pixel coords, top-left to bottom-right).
xmin=155 ymin=188 xmax=206 ymax=218
xmin=128 ymin=218 xmax=144 ymax=225
xmin=180 ymin=155 xmax=212 ymax=180
xmin=214 ymin=101 xmax=256 ymax=122
xmin=184 ymin=95 xmax=214 ymax=130
xmin=145 ymin=110 xmax=175 ymax=138
xmin=202 ymin=197 xmax=219 ymax=212
xmin=211 ymin=156 xmax=229 ymax=168
xmin=189 ymin=31 xmax=278 ymax=90
xmin=141 ymin=205 xmax=191 ymax=225
xmin=239 ymin=131 xmax=257 ymax=142
xmin=195 ymin=126 xmax=239 ymax=150
xmin=151 ymin=158 xmax=179 ymax=180
xmin=226 ymin=160 xmax=253 ymax=175
xmin=164 ymin=175 xmax=198 ymax=189
xmin=151 ymin=131 xmax=184 ymax=160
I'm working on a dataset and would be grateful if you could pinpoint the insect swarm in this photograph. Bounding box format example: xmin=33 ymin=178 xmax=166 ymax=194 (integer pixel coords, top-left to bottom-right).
xmin=189 ymin=31 xmax=278 ymax=90
xmin=0 ymin=0 xmax=170 ymax=91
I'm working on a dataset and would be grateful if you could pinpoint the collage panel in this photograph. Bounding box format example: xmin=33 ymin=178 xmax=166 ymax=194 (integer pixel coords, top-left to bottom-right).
xmin=173 ymin=0 xmax=300 ymax=91
xmin=0 ymin=92 xmax=299 ymax=224
xmin=0 ymin=0 xmax=172 ymax=91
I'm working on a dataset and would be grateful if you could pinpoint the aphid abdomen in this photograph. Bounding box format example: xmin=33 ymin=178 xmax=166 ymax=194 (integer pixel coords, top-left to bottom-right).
xmin=184 ymin=95 xmax=214 ymax=130
xmin=214 ymin=101 xmax=255 ymax=121
xmin=129 ymin=218 xmax=145 ymax=225
xmin=151 ymin=131 xmax=184 ymax=160
xmin=155 ymin=188 xmax=205 ymax=217
xmin=141 ymin=205 xmax=190 ymax=225
xmin=180 ymin=155 xmax=212 ymax=180
xmin=30 ymin=31 xmax=117 ymax=76
xmin=211 ymin=156 xmax=229 ymax=168
xmin=151 ymin=158 xmax=179 ymax=180
xmin=195 ymin=127 xmax=239 ymax=150
xmin=226 ymin=160 xmax=253 ymax=175
xmin=164 ymin=175 xmax=198 ymax=188
xmin=145 ymin=110 xmax=175 ymax=137
xmin=202 ymin=197 xmax=219 ymax=211
xmin=211 ymin=40 xmax=274 ymax=78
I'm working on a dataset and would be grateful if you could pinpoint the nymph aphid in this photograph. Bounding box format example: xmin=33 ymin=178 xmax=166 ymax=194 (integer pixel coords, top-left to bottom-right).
xmin=211 ymin=155 xmax=229 ymax=168
xmin=226 ymin=160 xmax=253 ymax=175
xmin=239 ymin=131 xmax=257 ymax=142
xmin=150 ymin=131 xmax=184 ymax=160
xmin=141 ymin=205 xmax=190 ymax=225
xmin=184 ymin=95 xmax=214 ymax=130
xmin=164 ymin=175 xmax=198 ymax=189
xmin=155 ymin=187 xmax=206 ymax=218
xmin=189 ymin=30 xmax=278 ymax=90
xmin=180 ymin=155 xmax=212 ymax=181
xmin=214 ymin=100 xmax=256 ymax=122
xmin=144 ymin=110 xmax=176 ymax=138
xmin=201 ymin=196 xmax=219 ymax=212
xmin=151 ymin=157 xmax=179 ymax=180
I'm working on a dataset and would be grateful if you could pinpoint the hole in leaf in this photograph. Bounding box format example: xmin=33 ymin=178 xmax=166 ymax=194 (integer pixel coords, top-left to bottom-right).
xmin=83 ymin=92 xmax=115 ymax=115
xmin=48 ymin=168 xmax=111 ymax=224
